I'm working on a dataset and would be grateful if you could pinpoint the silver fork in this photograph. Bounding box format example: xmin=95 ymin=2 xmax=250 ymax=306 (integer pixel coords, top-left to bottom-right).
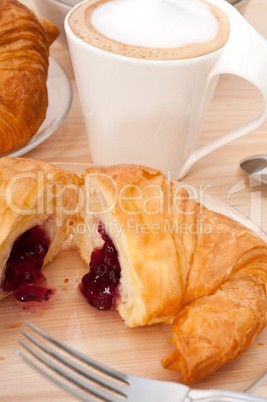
xmin=16 ymin=321 xmax=267 ymax=402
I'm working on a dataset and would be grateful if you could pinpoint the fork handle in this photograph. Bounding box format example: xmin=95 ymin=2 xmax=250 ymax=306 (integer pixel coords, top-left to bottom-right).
xmin=187 ymin=389 xmax=267 ymax=402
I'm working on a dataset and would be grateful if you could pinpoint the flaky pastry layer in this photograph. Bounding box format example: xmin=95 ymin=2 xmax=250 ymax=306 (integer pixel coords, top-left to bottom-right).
xmin=75 ymin=164 xmax=267 ymax=384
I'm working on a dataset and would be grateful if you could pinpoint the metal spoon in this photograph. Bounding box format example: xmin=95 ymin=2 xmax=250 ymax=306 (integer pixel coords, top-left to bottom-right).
xmin=240 ymin=155 xmax=267 ymax=184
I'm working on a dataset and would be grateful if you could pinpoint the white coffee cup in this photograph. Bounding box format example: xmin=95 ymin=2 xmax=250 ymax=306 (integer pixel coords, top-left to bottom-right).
xmin=65 ymin=0 xmax=267 ymax=179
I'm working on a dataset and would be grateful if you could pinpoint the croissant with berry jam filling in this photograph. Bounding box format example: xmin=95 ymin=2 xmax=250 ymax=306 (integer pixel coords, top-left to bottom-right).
xmin=75 ymin=164 xmax=184 ymax=325
xmin=75 ymin=164 xmax=267 ymax=384
xmin=0 ymin=157 xmax=79 ymax=302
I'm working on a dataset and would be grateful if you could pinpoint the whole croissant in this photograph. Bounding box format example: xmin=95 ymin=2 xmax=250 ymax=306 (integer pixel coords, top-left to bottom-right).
xmin=0 ymin=0 xmax=59 ymax=153
xmin=74 ymin=164 xmax=267 ymax=384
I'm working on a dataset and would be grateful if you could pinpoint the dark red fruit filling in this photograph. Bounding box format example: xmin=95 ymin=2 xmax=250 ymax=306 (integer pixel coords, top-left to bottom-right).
xmin=81 ymin=223 xmax=121 ymax=310
xmin=2 ymin=226 xmax=51 ymax=302
xmin=13 ymin=285 xmax=52 ymax=303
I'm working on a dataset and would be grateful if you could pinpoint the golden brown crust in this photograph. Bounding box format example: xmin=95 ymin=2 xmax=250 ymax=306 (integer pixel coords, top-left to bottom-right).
xmin=0 ymin=0 xmax=59 ymax=153
xmin=161 ymin=276 xmax=267 ymax=383
xmin=38 ymin=17 xmax=60 ymax=47
xmin=0 ymin=157 xmax=80 ymax=301
xmin=77 ymin=164 xmax=267 ymax=383
xmin=170 ymin=192 xmax=267 ymax=305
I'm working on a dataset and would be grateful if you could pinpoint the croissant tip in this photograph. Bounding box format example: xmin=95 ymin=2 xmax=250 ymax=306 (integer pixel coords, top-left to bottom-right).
xmin=38 ymin=17 xmax=60 ymax=47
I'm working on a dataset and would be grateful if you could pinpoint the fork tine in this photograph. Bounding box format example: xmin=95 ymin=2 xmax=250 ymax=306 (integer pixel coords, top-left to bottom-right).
xmin=25 ymin=321 xmax=127 ymax=383
xmin=245 ymin=370 xmax=267 ymax=394
xmin=18 ymin=338 xmax=123 ymax=402
xmin=21 ymin=328 xmax=127 ymax=397
xmin=15 ymin=350 xmax=94 ymax=402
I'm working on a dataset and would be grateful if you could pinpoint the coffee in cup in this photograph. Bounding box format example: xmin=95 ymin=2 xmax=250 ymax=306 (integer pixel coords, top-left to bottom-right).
xmin=65 ymin=0 xmax=267 ymax=179
xmin=69 ymin=0 xmax=229 ymax=60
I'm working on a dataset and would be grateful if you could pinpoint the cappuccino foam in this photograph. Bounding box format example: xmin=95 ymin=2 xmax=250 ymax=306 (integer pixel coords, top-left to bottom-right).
xmin=69 ymin=0 xmax=229 ymax=60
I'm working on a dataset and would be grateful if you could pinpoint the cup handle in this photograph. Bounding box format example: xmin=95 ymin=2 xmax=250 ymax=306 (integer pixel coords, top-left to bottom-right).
xmin=179 ymin=9 xmax=267 ymax=179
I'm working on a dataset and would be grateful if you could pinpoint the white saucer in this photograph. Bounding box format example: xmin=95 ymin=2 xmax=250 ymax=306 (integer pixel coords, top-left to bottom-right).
xmin=0 ymin=57 xmax=72 ymax=158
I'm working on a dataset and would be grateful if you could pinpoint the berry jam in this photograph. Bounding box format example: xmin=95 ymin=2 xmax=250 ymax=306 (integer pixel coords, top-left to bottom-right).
xmin=14 ymin=284 xmax=52 ymax=302
xmin=81 ymin=223 xmax=121 ymax=310
xmin=2 ymin=226 xmax=51 ymax=302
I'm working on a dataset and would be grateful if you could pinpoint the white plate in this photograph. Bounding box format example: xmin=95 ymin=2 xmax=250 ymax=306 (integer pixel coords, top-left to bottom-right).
xmin=0 ymin=58 xmax=72 ymax=158
xmin=0 ymin=162 xmax=267 ymax=401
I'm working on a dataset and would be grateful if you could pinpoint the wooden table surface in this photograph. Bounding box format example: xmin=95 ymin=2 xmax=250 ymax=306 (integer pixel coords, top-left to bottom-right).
xmin=4 ymin=0 xmax=267 ymax=399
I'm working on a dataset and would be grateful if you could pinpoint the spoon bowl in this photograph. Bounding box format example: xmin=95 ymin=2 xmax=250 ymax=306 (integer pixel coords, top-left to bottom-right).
xmin=240 ymin=155 xmax=267 ymax=184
